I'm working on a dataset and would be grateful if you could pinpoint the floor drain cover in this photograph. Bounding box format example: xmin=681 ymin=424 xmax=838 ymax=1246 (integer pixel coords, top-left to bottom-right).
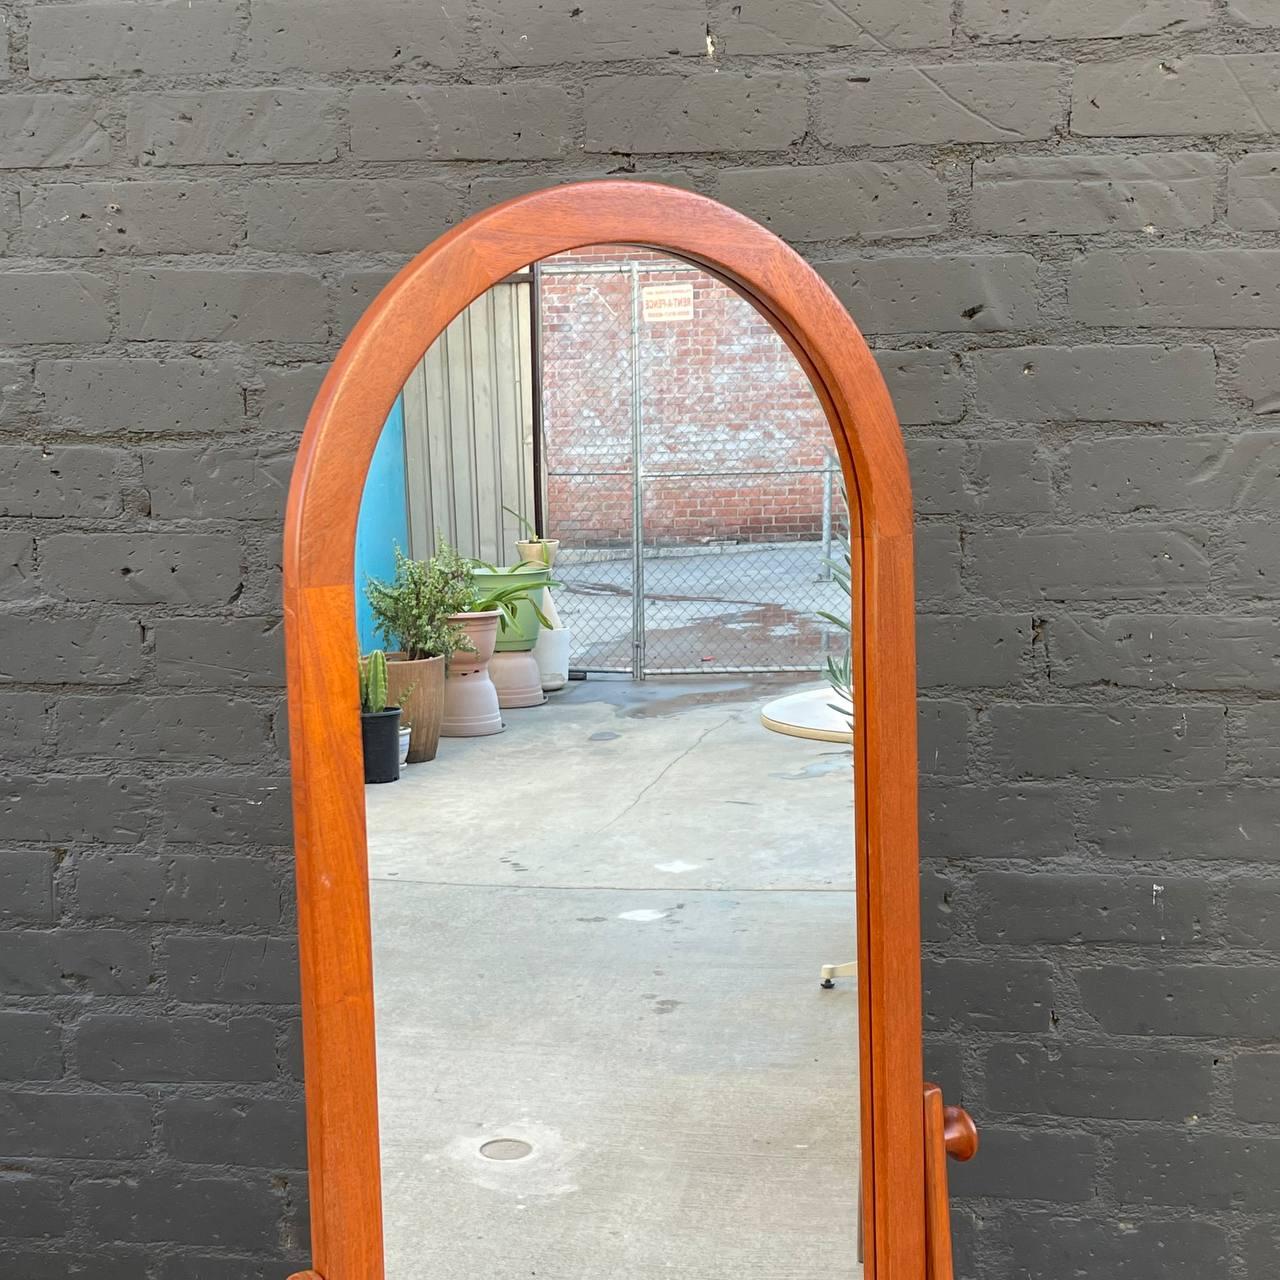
xmin=479 ymin=1138 xmax=533 ymax=1161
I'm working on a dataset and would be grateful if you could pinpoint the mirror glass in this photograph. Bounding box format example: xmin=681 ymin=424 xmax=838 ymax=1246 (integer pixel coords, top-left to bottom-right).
xmin=353 ymin=247 xmax=861 ymax=1278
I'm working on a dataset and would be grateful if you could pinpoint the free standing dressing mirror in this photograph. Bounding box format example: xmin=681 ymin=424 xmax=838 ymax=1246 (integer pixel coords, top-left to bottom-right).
xmin=282 ymin=182 xmax=975 ymax=1280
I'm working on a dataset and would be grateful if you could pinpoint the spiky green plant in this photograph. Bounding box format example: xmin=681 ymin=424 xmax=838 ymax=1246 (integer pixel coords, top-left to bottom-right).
xmin=468 ymin=560 xmax=559 ymax=634
xmin=817 ymin=488 xmax=853 ymax=726
xmin=359 ymin=649 xmax=390 ymax=714
xmin=365 ymin=545 xmax=470 ymax=661
xmin=502 ymin=503 xmax=544 ymax=542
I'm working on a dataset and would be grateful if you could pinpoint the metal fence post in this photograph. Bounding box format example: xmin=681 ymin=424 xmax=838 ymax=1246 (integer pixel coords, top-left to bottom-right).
xmin=628 ymin=261 xmax=647 ymax=681
xmin=820 ymin=454 xmax=834 ymax=583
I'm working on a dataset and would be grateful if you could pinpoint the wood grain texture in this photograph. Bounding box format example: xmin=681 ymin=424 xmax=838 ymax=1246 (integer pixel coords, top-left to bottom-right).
xmin=945 ymin=1103 xmax=980 ymax=1162
xmin=282 ymin=180 xmax=925 ymax=1280
xmin=923 ymin=1084 xmax=952 ymax=1280
xmin=924 ymin=1083 xmax=979 ymax=1280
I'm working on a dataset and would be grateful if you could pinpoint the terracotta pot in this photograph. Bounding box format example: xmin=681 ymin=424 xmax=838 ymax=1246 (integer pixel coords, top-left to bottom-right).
xmin=490 ymin=650 xmax=545 ymax=708
xmin=442 ymin=610 xmax=503 ymax=738
xmin=516 ymin=538 xmax=559 ymax=568
xmin=386 ymin=653 xmax=445 ymax=763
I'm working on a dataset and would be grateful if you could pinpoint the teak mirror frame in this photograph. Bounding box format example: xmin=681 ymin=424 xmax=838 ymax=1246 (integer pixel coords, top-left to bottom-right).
xmin=283 ymin=181 xmax=947 ymax=1280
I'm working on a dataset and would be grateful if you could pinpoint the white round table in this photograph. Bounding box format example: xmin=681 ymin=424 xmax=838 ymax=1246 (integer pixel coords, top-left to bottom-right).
xmin=760 ymin=685 xmax=853 ymax=744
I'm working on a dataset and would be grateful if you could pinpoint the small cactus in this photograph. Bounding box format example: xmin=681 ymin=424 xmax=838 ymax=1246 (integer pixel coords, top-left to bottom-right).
xmin=359 ymin=649 xmax=389 ymax=714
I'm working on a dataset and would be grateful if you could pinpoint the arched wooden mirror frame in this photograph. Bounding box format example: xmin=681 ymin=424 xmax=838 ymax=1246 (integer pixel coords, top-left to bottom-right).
xmin=283 ymin=181 xmax=934 ymax=1280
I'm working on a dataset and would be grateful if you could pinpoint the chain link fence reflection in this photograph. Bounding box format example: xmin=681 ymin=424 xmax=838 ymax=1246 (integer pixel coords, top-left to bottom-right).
xmin=540 ymin=252 xmax=849 ymax=676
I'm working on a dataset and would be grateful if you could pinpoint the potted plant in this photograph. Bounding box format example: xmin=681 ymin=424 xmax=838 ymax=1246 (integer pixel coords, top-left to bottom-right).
xmin=436 ymin=538 xmax=564 ymax=731
xmin=469 ymin=560 xmax=557 ymax=652
xmin=432 ymin=537 xmax=503 ymax=738
xmin=365 ymin=547 xmax=468 ymax=763
xmin=467 ymin=559 xmax=559 ymax=709
xmin=358 ymin=649 xmax=402 ymax=784
xmin=503 ymin=503 xmax=560 ymax=568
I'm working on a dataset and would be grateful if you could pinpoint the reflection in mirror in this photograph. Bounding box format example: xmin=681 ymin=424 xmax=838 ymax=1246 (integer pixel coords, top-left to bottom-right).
xmin=355 ymin=247 xmax=861 ymax=1278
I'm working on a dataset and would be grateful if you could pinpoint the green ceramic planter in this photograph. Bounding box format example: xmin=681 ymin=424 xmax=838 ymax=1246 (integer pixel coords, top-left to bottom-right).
xmin=471 ymin=564 xmax=550 ymax=652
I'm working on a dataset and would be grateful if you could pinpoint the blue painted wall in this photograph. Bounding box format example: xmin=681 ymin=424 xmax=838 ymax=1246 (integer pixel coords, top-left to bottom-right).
xmin=354 ymin=396 xmax=409 ymax=653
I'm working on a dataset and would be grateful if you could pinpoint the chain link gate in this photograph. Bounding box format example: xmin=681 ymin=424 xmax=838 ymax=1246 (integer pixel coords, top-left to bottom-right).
xmin=538 ymin=251 xmax=849 ymax=678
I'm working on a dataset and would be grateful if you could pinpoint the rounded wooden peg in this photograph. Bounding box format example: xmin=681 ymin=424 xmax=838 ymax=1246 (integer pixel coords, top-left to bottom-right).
xmin=943 ymin=1105 xmax=979 ymax=1162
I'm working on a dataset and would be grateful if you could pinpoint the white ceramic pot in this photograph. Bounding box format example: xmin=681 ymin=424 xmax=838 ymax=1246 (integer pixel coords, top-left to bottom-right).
xmin=538 ymin=584 xmax=562 ymax=629
xmin=398 ymin=726 xmax=412 ymax=765
xmin=516 ymin=538 xmax=559 ymax=568
xmin=533 ymin=626 xmax=571 ymax=691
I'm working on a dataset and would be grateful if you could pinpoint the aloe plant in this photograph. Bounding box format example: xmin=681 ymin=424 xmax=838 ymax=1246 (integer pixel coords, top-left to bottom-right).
xmin=818 ymin=490 xmax=853 ymax=725
xmin=502 ymin=503 xmax=546 ymax=543
xmin=359 ymin=649 xmax=391 ymax=714
xmin=418 ymin=538 xmax=557 ymax=640
xmin=469 ymin=564 xmax=559 ymax=634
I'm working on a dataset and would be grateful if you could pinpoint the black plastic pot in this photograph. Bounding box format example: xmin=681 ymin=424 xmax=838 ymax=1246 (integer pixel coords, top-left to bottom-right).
xmin=361 ymin=706 xmax=402 ymax=784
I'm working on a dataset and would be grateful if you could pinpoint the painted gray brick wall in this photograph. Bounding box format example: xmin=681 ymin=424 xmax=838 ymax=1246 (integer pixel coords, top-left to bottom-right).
xmin=0 ymin=1 xmax=1277 ymax=1276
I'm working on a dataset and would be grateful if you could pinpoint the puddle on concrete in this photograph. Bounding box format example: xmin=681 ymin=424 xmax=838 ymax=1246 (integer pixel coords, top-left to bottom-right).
xmin=772 ymin=751 xmax=854 ymax=781
xmin=566 ymin=598 xmax=842 ymax=674
xmin=562 ymin=672 xmax=814 ymax=720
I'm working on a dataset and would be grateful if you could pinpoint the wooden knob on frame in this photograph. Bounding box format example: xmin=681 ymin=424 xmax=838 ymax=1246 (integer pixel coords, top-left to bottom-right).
xmin=943 ymin=1105 xmax=979 ymax=1162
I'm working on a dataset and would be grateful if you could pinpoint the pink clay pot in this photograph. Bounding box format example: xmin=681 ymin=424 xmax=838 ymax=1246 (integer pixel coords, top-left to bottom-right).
xmin=490 ymin=650 xmax=546 ymax=709
xmin=441 ymin=610 xmax=503 ymax=737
